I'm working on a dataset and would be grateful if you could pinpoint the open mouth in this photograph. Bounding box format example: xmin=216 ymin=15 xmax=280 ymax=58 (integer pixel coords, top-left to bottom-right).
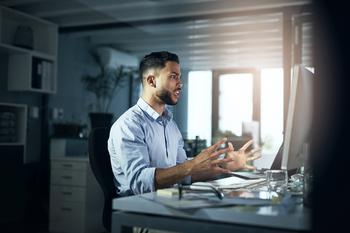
xmin=174 ymin=89 xmax=181 ymax=97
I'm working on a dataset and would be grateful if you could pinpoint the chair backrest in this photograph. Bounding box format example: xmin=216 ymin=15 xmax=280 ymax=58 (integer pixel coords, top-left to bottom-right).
xmin=88 ymin=127 xmax=117 ymax=232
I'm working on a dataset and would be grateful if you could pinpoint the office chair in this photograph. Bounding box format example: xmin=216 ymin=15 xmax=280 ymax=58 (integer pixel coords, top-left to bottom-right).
xmin=88 ymin=127 xmax=117 ymax=232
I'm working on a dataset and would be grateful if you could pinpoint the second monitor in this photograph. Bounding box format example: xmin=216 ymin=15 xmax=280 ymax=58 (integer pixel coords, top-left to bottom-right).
xmin=282 ymin=64 xmax=314 ymax=173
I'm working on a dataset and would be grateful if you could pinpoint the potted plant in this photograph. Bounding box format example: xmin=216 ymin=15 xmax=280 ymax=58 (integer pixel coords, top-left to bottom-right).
xmin=81 ymin=50 xmax=136 ymax=129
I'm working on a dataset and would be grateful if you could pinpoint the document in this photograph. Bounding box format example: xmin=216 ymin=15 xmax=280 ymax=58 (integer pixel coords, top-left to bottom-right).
xmin=145 ymin=193 xmax=228 ymax=209
xmin=197 ymin=176 xmax=266 ymax=189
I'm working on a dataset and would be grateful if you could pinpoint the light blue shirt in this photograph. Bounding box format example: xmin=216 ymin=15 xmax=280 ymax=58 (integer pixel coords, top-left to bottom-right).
xmin=108 ymin=98 xmax=190 ymax=196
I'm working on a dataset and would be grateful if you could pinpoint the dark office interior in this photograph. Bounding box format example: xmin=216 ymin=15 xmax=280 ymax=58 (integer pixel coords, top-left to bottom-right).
xmin=0 ymin=0 xmax=349 ymax=232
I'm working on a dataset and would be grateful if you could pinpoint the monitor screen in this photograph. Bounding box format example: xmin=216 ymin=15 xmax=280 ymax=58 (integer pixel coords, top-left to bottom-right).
xmin=282 ymin=64 xmax=314 ymax=172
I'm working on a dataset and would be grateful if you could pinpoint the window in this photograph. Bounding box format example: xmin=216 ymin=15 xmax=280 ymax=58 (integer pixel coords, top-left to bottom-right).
xmin=260 ymin=68 xmax=284 ymax=157
xmin=187 ymin=71 xmax=212 ymax=145
xmin=218 ymin=73 xmax=253 ymax=136
xmin=187 ymin=68 xmax=284 ymax=169
xmin=211 ymin=69 xmax=259 ymax=147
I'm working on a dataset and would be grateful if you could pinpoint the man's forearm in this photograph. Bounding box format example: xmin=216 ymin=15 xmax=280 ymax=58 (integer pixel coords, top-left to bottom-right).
xmin=154 ymin=161 xmax=220 ymax=189
xmin=191 ymin=172 xmax=217 ymax=182
xmin=154 ymin=161 xmax=192 ymax=189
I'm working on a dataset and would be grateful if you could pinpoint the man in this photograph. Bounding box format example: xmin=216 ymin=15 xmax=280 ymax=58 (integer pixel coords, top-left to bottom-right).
xmin=108 ymin=51 xmax=260 ymax=197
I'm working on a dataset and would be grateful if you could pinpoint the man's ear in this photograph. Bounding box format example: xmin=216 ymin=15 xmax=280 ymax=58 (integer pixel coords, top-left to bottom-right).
xmin=146 ymin=75 xmax=156 ymax=88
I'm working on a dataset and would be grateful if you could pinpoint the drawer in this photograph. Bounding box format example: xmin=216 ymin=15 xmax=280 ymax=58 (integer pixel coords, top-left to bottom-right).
xmin=51 ymin=160 xmax=88 ymax=171
xmin=49 ymin=201 xmax=85 ymax=233
xmin=50 ymin=185 xmax=86 ymax=203
xmin=51 ymin=169 xmax=87 ymax=186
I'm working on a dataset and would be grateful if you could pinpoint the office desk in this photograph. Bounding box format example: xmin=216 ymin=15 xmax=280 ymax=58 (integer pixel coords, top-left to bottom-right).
xmin=111 ymin=192 xmax=311 ymax=233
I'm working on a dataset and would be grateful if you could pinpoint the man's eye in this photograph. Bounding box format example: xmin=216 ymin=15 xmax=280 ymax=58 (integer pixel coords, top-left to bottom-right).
xmin=170 ymin=75 xmax=177 ymax=80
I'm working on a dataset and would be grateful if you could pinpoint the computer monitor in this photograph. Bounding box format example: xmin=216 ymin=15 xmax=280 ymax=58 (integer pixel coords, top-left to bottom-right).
xmin=281 ymin=64 xmax=314 ymax=173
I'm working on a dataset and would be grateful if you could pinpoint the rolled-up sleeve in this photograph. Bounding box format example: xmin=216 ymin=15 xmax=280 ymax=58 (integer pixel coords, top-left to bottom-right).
xmin=109 ymin=117 xmax=156 ymax=194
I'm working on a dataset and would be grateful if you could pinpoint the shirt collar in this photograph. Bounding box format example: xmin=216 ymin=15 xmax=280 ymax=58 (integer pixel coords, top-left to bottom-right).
xmin=137 ymin=98 xmax=173 ymax=122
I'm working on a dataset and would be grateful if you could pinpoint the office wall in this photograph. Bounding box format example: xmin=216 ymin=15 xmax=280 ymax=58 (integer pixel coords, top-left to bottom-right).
xmin=49 ymin=34 xmax=133 ymax=128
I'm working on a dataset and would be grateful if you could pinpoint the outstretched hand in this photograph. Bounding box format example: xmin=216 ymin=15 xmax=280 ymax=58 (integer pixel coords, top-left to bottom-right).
xmin=189 ymin=138 xmax=234 ymax=176
xmin=224 ymin=139 xmax=262 ymax=171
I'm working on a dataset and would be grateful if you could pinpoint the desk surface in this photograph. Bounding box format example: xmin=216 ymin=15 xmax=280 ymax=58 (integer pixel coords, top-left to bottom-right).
xmin=112 ymin=192 xmax=311 ymax=233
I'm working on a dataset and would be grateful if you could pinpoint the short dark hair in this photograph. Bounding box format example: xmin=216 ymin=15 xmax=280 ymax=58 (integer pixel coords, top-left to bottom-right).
xmin=139 ymin=51 xmax=179 ymax=80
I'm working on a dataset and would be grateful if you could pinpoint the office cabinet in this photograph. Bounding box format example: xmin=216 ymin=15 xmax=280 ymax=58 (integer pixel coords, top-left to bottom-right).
xmin=0 ymin=6 xmax=58 ymax=93
xmin=49 ymin=157 xmax=104 ymax=233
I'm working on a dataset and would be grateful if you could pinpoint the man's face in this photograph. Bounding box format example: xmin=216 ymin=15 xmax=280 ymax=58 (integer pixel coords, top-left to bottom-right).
xmin=155 ymin=61 xmax=182 ymax=105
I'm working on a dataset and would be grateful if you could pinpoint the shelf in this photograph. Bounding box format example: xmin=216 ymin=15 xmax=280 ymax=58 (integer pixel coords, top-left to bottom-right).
xmin=0 ymin=6 xmax=58 ymax=94
xmin=0 ymin=43 xmax=56 ymax=60
xmin=0 ymin=42 xmax=28 ymax=55
xmin=0 ymin=103 xmax=27 ymax=145
xmin=0 ymin=142 xmax=25 ymax=146
xmin=0 ymin=6 xmax=58 ymax=56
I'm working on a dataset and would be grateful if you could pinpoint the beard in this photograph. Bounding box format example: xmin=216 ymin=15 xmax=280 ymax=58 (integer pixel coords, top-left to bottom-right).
xmin=157 ymin=89 xmax=178 ymax=105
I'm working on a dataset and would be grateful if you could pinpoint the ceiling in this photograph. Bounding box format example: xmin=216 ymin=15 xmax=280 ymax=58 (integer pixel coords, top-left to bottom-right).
xmin=0 ymin=0 xmax=313 ymax=70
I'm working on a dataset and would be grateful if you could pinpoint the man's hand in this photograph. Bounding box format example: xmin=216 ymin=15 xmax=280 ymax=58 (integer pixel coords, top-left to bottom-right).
xmin=224 ymin=139 xmax=262 ymax=171
xmin=155 ymin=138 xmax=262 ymax=187
xmin=155 ymin=138 xmax=234 ymax=188
xmin=188 ymin=138 xmax=234 ymax=177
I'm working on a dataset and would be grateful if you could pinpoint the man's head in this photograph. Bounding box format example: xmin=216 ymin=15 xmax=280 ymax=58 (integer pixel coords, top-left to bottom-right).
xmin=139 ymin=51 xmax=179 ymax=79
xmin=139 ymin=51 xmax=182 ymax=105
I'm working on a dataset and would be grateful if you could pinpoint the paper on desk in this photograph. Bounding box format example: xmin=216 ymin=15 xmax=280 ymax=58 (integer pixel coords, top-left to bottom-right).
xmin=148 ymin=194 xmax=228 ymax=209
xmin=142 ymin=192 xmax=272 ymax=210
xmin=142 ymin=177 xmax=268 ymax=210
xmin=196 ymin=176 xmax=266 ymax=189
